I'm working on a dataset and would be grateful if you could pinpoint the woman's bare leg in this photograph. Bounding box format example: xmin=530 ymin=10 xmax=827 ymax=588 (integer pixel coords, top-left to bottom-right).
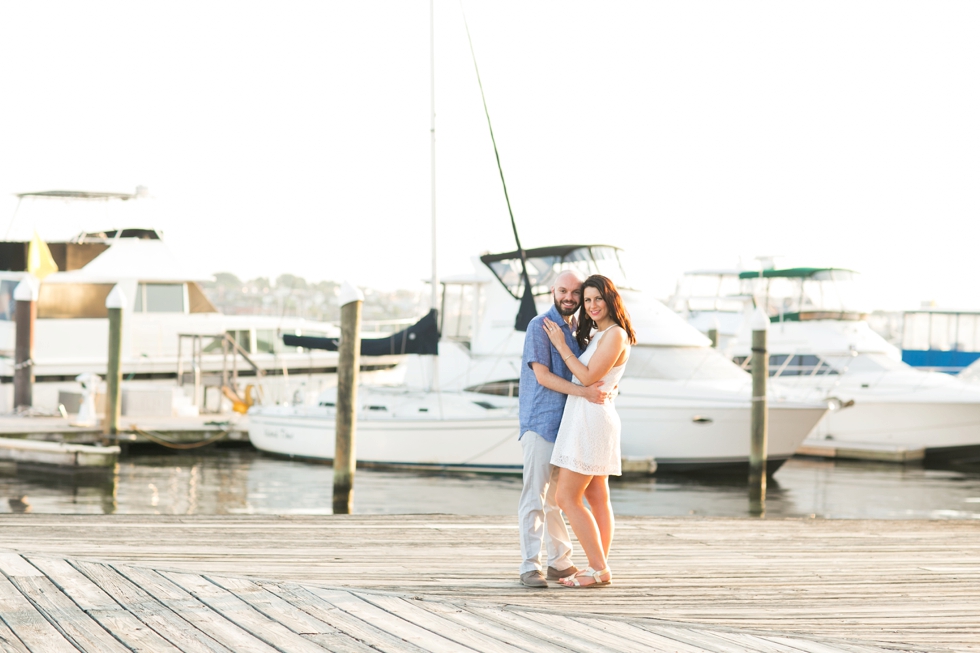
xmin=584 ymin=476 xmax=613 ymax=558
xmin=556 ymin=468 xmax=606 ymax=571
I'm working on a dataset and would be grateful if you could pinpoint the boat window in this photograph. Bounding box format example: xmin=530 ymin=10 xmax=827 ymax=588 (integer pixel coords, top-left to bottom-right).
xmin=958 ymin=315 xmax=977 ymax=352
xmin=465 ymin=379 xmax=519 ymax=397
xmin=0 ymin=280 xmax=15 ymax=320
xmin=822 ymin=354 xmax=906 ymax=373
xmin=929 ymin=313 xmax=953 ymax=351
xmin=903 ymin=312 xmax=931 ymax=350
xmin=733 ymin=354 xmax=839 ymax=376
xmin=133 ymin=283 xmax=185 ymax=313
xmin=229 ymin=329 xmax=251 ymax=353
xmin=484 ymin=246 xmax=632 ymax=299
xmin=254 ymin=329 xmax=300 ymax=354
xmin=622 ymin=347 xmax=748 ymax=381
xmin=256 ymin=330 xmax=276 ymax=354
xmin=903 ymin=311 xmax=980 ymax=353
xmin=441 ymin=282 xmax=484 ymax=343
xmin=37 ymin=283 xmax=113 ymax=319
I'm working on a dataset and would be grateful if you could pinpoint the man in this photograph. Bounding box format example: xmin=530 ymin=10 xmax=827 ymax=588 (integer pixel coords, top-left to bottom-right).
xmin=518 ymin=269 xmax=611 ymax=588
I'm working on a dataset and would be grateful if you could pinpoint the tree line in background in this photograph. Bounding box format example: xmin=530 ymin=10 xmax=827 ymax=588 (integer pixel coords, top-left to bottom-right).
xmin=200 ymin=272 xmax=425 ymax=323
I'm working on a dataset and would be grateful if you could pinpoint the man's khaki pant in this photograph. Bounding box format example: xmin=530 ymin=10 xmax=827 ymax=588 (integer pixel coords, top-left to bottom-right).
xmin=518 ymin=430 xmax=574 ymax=574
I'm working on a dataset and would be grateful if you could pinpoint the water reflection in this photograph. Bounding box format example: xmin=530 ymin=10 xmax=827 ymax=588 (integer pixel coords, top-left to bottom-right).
xmin=1 ymin=449 xmax=980 ymax=519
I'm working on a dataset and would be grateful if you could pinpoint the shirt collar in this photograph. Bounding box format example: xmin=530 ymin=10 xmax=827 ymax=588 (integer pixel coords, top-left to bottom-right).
xmin=545 ymin=304 xmax=571 ymax=329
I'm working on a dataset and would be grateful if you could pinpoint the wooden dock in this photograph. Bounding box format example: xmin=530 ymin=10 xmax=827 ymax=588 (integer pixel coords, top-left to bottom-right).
xmin=0 ymin=515 xmax=976 ymax=652
xmin=796 ymin=440 xmax=926 ymax=464
xmin=0 ymin=415 xmax=249 ymax=447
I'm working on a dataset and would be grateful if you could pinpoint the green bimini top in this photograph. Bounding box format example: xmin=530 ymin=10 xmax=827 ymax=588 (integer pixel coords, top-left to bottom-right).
xmin=738 ymin=267 xmax=856 ymax=280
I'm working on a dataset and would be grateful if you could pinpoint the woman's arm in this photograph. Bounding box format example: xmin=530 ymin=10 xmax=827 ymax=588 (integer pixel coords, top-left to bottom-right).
xmin=543 ymin=319 xmax=627 ymax=386
xmin=530 ymin=363 xmax=611 ymax=404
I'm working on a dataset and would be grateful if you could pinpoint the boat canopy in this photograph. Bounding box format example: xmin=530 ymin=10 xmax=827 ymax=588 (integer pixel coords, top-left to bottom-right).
xmin=742 ymin=267 xmax=865 ymax=320
xmin=48 ymin=238 xmax=212 ymax=283
xmin=739 ymin=267 xmax=857 ymax=280
xmin=480 ymin=245 xmax=632 ymax=299
xmin=283 ymin=309 xmax=440 ymax=356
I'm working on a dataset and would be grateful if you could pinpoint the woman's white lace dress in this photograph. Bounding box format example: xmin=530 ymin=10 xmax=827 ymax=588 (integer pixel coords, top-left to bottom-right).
xmin=551 ymin=328 xmax=630 ymax=476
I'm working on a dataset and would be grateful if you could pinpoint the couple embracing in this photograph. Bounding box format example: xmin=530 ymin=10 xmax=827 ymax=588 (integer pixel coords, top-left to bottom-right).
xmin=518 ymin=270 xmax=636 ymax=589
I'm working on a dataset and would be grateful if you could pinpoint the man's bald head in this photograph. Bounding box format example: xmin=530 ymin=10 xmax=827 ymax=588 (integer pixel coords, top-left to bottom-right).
xmin=554 ymin=269 xmax=586 ymax=289
xmin=552 ymin=269 xmax=586 ymax=318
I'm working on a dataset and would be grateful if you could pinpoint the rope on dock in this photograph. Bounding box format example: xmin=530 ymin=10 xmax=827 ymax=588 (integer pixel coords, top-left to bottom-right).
xmin=126 ymin=425 xmax=231 ymax=449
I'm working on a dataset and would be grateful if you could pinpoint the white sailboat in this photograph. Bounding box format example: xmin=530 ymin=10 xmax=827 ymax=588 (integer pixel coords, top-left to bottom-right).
xmin=669 ymin=266 xmax=980 ymax=461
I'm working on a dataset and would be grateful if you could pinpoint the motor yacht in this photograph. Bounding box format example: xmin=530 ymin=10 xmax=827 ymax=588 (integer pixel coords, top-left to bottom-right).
xmin=669 ymin=266 xmax=980 ymax=461
xmin=0 ymin=191 xmax=403 ymax=415
xmin=249 ymin=245 xmax=828 ymax=474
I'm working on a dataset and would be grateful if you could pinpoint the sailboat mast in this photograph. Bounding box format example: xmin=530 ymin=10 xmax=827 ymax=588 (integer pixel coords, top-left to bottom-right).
xmin=429 ymin=0 xmax=438 ymax=314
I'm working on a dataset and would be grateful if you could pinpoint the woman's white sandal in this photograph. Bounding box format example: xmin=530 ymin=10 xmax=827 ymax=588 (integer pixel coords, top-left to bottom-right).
xmin=558 ymin=566 xmax=611 ymax=588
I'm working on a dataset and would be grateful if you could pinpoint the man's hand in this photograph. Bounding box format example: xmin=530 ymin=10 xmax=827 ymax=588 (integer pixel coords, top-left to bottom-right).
xmin=582 ymin=381 xmax=611 ymax=405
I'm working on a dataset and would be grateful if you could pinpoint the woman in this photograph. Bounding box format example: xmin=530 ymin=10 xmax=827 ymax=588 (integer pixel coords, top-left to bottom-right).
xmin=542 ymin=274 xmax=635 ymax=588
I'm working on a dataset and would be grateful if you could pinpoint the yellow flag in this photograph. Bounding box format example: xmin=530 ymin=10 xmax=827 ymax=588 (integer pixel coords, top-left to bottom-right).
xmin=28 ymin=231 xmax=58 ymax=280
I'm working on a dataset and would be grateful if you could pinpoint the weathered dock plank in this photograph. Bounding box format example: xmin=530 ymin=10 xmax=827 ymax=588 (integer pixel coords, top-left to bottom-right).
xmin=261 ymin=582 xmax=435 ymax=653
xmin=71 ymin=559 xmax=233 ymax=653
xmin=161 ymin=570 xmax=326 ymax=653
xmin=0 ymin=514 xmax=975 ymax=650
xmin=0 ymin=571 xmax=76 ymax=652
xmin=26 ymin=555 xmax=182 ymax=653
xmin=204 ymin=575 xmax=379 ymax=653
xmin=0 ymin=553 xmax=129 ymax=652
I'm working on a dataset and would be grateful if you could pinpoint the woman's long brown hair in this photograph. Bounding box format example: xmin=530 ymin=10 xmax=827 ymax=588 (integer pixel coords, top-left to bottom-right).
xmin=575 ymin=275 xmax=637 ymax=351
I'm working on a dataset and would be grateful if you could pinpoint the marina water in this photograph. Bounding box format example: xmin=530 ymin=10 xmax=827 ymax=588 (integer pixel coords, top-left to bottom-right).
xmin=3 ymin=447 xmax=980 ymax=519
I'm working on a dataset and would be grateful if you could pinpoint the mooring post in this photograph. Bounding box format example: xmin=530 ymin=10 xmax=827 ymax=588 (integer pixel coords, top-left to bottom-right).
xmin=13 ymin=278 xmax=38 ymax=411
xmin=749 ymin=307 xmax=770 ymax=513
xmin=333 ymin=281 xmax=364 ymax=515
xmin=105 ymin=285 xmax=126 ymax=440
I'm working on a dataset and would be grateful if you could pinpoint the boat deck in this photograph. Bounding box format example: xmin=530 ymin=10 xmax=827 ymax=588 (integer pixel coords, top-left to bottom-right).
xmin=0 ymin=514 xmax=975 ymax=651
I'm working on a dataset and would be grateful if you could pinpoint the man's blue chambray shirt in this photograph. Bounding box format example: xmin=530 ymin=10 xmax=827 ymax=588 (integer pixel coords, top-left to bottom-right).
xmin=519 ymin=304 xmax=583 ymax=443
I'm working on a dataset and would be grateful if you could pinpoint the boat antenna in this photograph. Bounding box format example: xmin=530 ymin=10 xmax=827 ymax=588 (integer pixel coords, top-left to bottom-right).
xmin=3 ymin=196 xmax=24 ymax=240
xmin=429 ymin=0 xmax=439 ymax=318
xmin=460 ymin=4 xmax=537 ymax=332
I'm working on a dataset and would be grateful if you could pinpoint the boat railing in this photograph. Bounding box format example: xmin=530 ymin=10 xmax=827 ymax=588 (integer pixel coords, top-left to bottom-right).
xmin=176 ymin=333 xmax=264 ymax=412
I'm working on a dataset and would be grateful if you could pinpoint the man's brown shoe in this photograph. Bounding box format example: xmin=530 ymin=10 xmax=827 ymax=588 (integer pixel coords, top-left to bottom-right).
xmin=520 ymin=570 xmax=548 ymax=588
xmin=547 ymin=565 xmax=579 ymax=581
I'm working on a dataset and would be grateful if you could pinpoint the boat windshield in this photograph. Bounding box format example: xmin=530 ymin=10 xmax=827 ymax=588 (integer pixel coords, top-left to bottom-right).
xmin=621 ymin=346 xmax=748 ymax=381
xmin=903 ymin=311 xmax=980 ymax=353
xmin=482 ymin=245 xmax=632 ymax=299
xmin=745 ymin=269 xmax=867 ymax=318
xmin=669 ymin=272 xmax=747 ymax=313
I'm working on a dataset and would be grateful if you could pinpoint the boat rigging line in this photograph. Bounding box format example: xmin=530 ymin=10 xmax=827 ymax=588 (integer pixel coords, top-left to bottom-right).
xmin=460 ymin=3 xmax=537 ymax=332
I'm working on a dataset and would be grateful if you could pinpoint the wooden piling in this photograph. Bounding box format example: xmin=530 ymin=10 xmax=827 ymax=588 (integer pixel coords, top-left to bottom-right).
xmin=105 ymin=286 xmax=126 ymax=439
xmin=333 ymin=282 xmax=364 ymax=514
xmin=13 ymin=278 xmax=38 ymax=410
xmin=749 ymin=308 xmax=770 ymax=512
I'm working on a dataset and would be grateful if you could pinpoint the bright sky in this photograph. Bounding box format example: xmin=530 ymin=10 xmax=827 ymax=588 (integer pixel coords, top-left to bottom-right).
xmin=1 ymin=1 xmax=978 ymax=309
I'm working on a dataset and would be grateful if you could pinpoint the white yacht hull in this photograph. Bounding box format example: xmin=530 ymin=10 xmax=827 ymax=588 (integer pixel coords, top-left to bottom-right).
xmin=807 ymin=400 xmax=980 ymax=460
xmin=249 ymin=397 xmax=828 ymax=475
xmin=619 ymin=402 xmax=827 ymax=472
xmin=249 ymin=407 xmax=522 ymax=472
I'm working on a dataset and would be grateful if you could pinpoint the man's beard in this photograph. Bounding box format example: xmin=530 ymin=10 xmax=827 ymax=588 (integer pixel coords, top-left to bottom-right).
xmin=554 ymin=294 xmax=580 ymax=317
